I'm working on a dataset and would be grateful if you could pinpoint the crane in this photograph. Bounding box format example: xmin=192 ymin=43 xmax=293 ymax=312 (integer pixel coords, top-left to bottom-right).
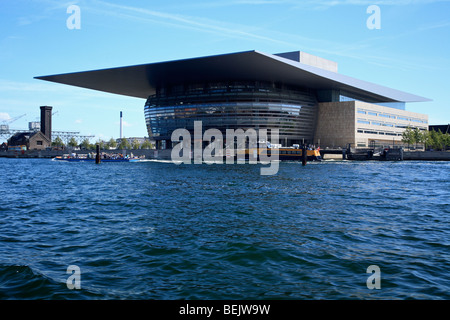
xmin=1 ymin=113 xmax=26 ymax=131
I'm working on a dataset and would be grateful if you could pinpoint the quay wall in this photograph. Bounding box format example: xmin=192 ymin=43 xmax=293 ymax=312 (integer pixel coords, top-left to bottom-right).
xmin=1 ymin=149 xmax=449 ymax=161
xmin=403 ymin=151 xmax=450 ymax=161
xmin=0 ymin=149 xmax=173 ymax=160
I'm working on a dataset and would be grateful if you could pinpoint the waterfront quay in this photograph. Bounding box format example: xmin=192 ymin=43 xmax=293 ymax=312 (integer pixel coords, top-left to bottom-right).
xmin=1 ymin=148 xmax=450 ymax=161
xmin=321 ymin=147 xmax=450 ymax=161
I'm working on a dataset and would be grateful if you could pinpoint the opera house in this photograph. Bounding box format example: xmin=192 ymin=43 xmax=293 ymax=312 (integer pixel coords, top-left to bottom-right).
xmin=36 ymin=50 xmax=429 ymax=149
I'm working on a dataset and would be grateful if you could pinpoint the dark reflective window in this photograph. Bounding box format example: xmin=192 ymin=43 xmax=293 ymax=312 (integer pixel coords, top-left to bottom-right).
xmin=145 ymin=81 xmax=318 ymax=146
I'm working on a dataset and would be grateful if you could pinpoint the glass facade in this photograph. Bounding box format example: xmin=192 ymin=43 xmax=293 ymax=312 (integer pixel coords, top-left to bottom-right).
xmin=144 ymin=81 xmax=318 ymax=148
xmin=340 ymin=92 xmax=406 ymax=110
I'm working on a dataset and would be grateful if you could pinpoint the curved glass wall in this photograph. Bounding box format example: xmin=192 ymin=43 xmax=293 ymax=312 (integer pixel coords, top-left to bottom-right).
xmin=144 ymin=81 xmax=318 ymax=147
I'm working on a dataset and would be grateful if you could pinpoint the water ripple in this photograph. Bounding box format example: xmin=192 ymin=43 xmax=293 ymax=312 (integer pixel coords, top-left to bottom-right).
xmin=0 ymin=159 xmax=449 ymax=299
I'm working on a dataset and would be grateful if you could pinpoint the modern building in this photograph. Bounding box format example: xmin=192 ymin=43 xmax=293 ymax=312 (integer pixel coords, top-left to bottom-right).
xmin=317 ymin=100 xmax=428 ymax=148
xmin=35 ymin=50 xmax=430 ymax=149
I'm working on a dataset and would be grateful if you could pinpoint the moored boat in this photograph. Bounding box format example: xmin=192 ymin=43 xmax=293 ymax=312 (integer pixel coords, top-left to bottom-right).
xmin=235 ymin=145 xmax=322 ymax=161
xmin=271 ymin=147 xmax=322 ymax=161
xmin=54 ymin=153 xmax=142 ymax=162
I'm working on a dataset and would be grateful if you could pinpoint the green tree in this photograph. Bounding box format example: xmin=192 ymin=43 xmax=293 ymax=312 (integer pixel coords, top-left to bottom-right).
xmin=68 ymin=137 xmax=78 ymax=148
xmin=80 ymin=138 xmax=94 ymax=150
xmin=141 ymin=140 xmax=153 ymax=149
xmin=52 ymin=136 xmax=65 ymax=148
xmin=412 ymin=128 xmax=424 ymax=150
xmin=96 ymin=139 xmax=106 ymax=150
xmin=107 ymin=137 xmax=117 ymax=149
xmin=435 ymin=130 xmax=450 ymax=150
xmin=402 ymin=127 xmax=415 ymax=150
xmin=118 ymin=138 xmax=131 ymax=150
xmin=421 ymin=130 xmax=430 ymax=150
xmin=443 ymin=132 xmax=450 ymax=150
xmin=428 ymin=130 xmax=441 ymax=150
xmin=131 ymin=139 xmax=141 ymax=150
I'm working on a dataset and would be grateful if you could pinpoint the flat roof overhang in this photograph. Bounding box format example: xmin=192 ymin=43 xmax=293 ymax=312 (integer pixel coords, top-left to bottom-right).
xmin=35 ymin=50 xmax=430 ymax=103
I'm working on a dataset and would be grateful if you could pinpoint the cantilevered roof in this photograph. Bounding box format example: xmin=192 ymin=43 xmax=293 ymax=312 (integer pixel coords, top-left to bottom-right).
xmin=35 ymin=50 xmax=430 ymax=103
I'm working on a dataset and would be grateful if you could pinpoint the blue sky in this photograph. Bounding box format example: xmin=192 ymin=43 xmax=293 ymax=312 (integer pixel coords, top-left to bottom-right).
xmin=1 ymin=0 xmax=449 ymax=143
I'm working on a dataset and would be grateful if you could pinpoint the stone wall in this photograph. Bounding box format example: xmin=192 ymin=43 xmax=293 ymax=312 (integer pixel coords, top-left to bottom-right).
xmin=314 ymin=101 xmax=356 ymax=148
xmin=0 ymin=148 xmax=173 ymax=160
xmin=2 ymin=148 xmax=449 ymax=161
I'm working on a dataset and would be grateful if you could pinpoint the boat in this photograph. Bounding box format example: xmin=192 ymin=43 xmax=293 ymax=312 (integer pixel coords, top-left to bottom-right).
xmin=54 ymin=156 xmax=141 ymax=162
xmin=270 ymin=147 xmax=322 ymax=161
xmin=235 ymin=144 xmax=323 ymax=162
xmin=54 ymin=153 xmax=143 ymax=162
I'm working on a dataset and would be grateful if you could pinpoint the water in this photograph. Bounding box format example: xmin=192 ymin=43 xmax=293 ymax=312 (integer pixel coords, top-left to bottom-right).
xmin=0 ymin=158 xmax=449 ymax=300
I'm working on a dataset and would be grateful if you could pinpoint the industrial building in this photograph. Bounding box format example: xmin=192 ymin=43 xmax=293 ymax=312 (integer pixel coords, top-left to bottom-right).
xmin=35 ymin=50 xmax=430 ymax=149
xmin=7 ymin=106 xmax=53 ymax=150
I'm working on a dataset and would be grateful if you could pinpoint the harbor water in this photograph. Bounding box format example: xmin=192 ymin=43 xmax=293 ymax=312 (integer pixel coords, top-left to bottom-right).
xmin=0 ymin=158 xmax=449 ymax=299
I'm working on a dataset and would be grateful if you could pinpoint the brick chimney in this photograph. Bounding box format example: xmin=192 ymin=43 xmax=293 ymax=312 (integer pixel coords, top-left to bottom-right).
xmin=40 ymin=106 xmax=52 ymax=141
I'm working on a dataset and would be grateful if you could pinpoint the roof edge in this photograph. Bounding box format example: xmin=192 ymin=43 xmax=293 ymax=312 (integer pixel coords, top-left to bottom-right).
xmin=257 ymin=51 xmax=431 ymax=103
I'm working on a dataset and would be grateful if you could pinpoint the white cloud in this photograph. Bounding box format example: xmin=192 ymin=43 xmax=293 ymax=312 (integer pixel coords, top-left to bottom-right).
xmin=0 ymin=112 xmax=11 ymax=121
xmin=0 ymin=79 xmax=57 ymax=93
xmin=115 ymin=120 xmax=132 ymax=128
xmin=121 ymin=120 xmax=132 ymax=127
xmin=162 ymin=0 xmax=450 ymax=9
xmin=89 ymin=0 xmax=296 ymax=47
xmin=84 ymin=0 xmax=448 ymax=72
xmin=417 ymin=20 xmax=450 ymax=31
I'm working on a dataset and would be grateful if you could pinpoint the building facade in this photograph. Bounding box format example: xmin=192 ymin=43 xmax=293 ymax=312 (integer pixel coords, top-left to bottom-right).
xmin=8 ymin=131 xmax=51 ymax=150
xmin=315 ymin=101 xmax=428 ymax=148
xmin=145 ymin=81 xmax=318 ymax=148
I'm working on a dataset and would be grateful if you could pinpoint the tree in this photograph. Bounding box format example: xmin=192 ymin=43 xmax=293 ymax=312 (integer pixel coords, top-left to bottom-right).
xmin=402 ymin=127 xmax=415 ymax=150
xmin=432 ymin=129 xmax=450 ymax=151
xmin=141 ymin=140 xmax=153 ymax=149
xmin=118 ymin=138 xmax=131 ymax=150
xmin=413 ymin=128 xmax=424 ymax=150
xmin=132 ymin=139 xmax=141 ymax=150
xmin=68 ymin=137 xmax=78 ymax=148
xmin=107 ymin=137 xmax=117 ymax=149
xmin=80 ymin=138 xmax=94 ymax=150
xmin=421 ymin=130 xmax=431 ymax=150
xmin=443 ymin=132 xmax=450 ymax=150
xmin=52 ymin=136 xmax=65 ymax=148
xmin=96 ymin=139 xmax=106 ymax=150
xmin=419 ymin=129 xmax=450 ymax=151
xmin=428 ymin=130 xmax=441 ymax=150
